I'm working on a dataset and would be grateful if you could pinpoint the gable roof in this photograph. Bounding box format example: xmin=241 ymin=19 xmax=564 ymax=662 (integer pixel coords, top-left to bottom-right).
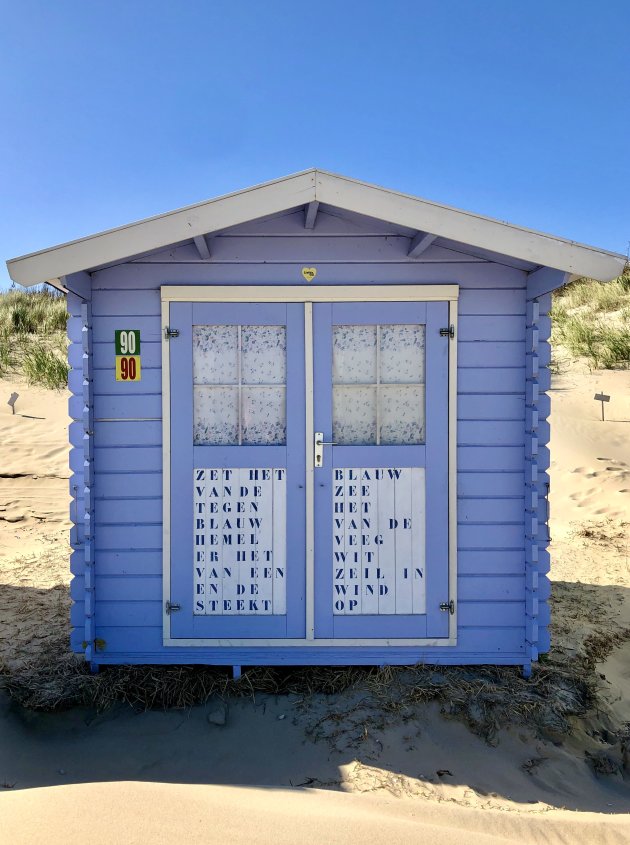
xmin=6 ymin=168 xmax=626 ymax=287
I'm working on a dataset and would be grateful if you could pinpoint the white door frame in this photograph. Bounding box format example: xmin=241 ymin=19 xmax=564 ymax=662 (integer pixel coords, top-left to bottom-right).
xmin=161 ymin=285 xmax=458 ymax=647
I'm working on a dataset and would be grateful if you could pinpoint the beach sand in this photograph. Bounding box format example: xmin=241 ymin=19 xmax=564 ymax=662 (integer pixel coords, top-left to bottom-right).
xmin=1 ymin=365 xmax=629 ymax=843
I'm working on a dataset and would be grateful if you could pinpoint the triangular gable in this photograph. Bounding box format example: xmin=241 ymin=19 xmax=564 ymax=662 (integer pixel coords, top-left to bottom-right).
xmin=7 ymin=169 xmax=626 ymax=286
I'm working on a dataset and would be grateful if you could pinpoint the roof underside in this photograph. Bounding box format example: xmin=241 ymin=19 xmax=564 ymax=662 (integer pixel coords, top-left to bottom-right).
xmin=6 ymin=169 xmax=626 ymax=287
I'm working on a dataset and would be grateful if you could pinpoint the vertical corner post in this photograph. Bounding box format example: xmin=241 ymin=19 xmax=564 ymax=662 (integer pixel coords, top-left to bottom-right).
xmin=81 ymin=301 xmax=95 ymax=663
xmin=524 ymin=294 xmax=552 ymax=663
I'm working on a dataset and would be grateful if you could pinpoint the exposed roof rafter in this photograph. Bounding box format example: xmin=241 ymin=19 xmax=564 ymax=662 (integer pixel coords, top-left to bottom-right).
xmin=193 ymin=235 xmax=211 ymax=260
xmin=408 ymin=232 xmax=437 ymax=258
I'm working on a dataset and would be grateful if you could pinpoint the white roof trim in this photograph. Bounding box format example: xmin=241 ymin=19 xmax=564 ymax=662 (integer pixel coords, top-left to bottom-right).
xmin=7 ymin=168 xmax=626 ymax=286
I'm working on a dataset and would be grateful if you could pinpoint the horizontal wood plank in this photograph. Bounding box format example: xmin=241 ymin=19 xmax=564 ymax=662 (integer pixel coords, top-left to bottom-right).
xmin=458 ymin=446 xmax=524 ymax=472
xmin=457 ymin=316 xmax=525 ymax=342
xmin=458 ymin=498 xmax=524 ymax=523
xmin=457 ymin=341 xmax=525 ymax=368
xmin=96 ymin=473 xmax=162 ymax=498
xmin=94 ymin=549 xmax=163 ymax=576
xmin=95 ymin=524 xmax=162 ymax=550
xmin=458 ymin=601 xmax=524 ymax=627
xmin=95 ymin=498 xmax=162 ymax=524
xmin=90 ymin=626 xmax=526 ymax=655
xmin=457 ymin=472 xmax=524 ymax=497
xmin=457 ymin=420 xmax=524 ymax=446
xmin=458 ymin=368 xmax=525 ymax=393
xmin=458 ymin=394 xmax=524 ymax=420
xmin=94 ymin=446 xmax=162 ymax=472
xmin=458 ymin=289 xmax=525 ymax=315
xmin=458 ymin=523 xmax=524 ymax=548
xmin=458 ymin=550 xmax=524 ymax=575
xmin=92 ymin=261 xmax=526 ymax=290
xmin=93 ymin=395 xmax=162 ymax=419
xmin=94 ymin=421 xmax=162 ymax=447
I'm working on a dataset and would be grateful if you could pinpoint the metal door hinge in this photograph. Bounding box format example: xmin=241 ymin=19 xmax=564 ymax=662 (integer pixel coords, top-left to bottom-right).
xmin=165 ymin=600 xmax=181 ymax=614
xmin=439 ymin=325 xmax=455 ymax=338
xmin=440 ymin=599 xmax=455 ymax=614
xmin=164 ymin=327 xmax=180 ymax=339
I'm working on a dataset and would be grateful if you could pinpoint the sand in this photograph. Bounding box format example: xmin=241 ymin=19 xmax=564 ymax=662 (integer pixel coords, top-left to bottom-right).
xmin=1 ymin=364 xmax=630 ymax=843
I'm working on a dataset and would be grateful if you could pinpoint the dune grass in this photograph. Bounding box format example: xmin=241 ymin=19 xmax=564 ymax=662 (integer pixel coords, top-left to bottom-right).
xmin=551 ymin=268 xmax=630 ymax=370
xmin=0 ymin=287 xmax=69 ymax=388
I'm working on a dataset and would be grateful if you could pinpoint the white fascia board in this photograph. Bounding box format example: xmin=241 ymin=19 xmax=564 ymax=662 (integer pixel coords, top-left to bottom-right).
xmin=8 ymin=170 xmax=317 ymax=286
xmin=315 ymin=171 xmax=626 ymax=282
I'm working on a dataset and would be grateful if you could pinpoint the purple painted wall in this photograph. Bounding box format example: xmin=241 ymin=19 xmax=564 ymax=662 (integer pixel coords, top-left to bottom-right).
xmin=66 ymin=208 xmax=551 ymax=670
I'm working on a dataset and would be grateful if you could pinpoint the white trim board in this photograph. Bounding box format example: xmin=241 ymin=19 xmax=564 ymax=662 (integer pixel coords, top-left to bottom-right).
xmin=8 ymin=169 xmax=625 ymax=286
xmin=162 ymin=286 xmax=458 ymax=648
xmin=162 ymin=296 xmax=173 ymax=643
xmin=164 ymin=636 xmax=457 ymax=647
xmin=161 ymin=284 xmax=460 ymax=303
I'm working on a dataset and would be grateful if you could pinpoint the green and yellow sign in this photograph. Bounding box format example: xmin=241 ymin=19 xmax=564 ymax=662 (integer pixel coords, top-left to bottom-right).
xmin=115 ymin=330 xmax=142 ymax=381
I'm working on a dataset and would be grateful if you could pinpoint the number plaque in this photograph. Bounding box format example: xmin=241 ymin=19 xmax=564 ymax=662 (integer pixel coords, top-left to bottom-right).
xmin=115 ymin=330 xmax=142 ymax=381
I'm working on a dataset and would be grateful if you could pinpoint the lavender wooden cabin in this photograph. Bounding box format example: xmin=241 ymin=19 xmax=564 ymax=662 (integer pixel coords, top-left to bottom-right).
xmin=7 ymin=170 xmax=626 ymax=676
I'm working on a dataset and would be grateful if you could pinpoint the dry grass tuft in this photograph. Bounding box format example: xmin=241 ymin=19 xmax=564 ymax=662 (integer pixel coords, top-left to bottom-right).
xmin=551 ymin=268 xmax=630 ymax=370
xmin=572 ymin=518 xmax=629 ymax=551
xmin=0 ymin=288 xmax=68 ymax=388
xmin=4 ymin=633 xmax=626 ymax=748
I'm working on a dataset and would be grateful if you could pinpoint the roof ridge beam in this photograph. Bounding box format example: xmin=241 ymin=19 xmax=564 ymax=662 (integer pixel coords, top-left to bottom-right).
xmin=304 ymin=201 xmax=319 ymax=230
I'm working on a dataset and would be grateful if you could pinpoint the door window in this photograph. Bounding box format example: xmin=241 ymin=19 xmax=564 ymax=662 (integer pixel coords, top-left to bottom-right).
xmin=332 ymin=324 xmax=426 ymax=445
xmin=193 ymin=325 xmax=287 ymax=445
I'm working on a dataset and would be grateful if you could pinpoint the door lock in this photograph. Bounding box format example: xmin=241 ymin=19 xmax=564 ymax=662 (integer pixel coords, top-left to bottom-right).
xmin=314 ymin=432 xmax=336 ymax=467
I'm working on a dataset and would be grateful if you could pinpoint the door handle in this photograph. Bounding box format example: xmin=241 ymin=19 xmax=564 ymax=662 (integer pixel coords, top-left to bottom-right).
xmin=314 ymin=432 xmax=337 ymax=467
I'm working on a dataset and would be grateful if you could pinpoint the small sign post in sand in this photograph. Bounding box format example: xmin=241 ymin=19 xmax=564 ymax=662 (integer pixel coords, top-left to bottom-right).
xmin=594 ymin=391 xmax=610 ymax=421
xmin=7 ymin=392 xmax=18 ymax=415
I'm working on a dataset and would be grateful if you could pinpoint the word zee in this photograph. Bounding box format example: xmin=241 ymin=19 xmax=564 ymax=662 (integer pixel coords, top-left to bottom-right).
xmin=193 ymin=468 xmax=286 ymax=615
xmin=332 ymin=467 xmax=426 ymax=615
xmin=115 ymin=329 xmax=142 ymax=381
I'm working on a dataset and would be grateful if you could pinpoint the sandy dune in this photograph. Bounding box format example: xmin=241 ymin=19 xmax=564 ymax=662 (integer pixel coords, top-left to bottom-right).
xmin=2 ymin=781 xmax=630 ymax=845
xmin=1 ymin=364 xmax=630 ymax=842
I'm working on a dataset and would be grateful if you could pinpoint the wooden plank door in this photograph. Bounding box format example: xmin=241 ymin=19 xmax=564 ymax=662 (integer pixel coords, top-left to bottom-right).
xmin=313 ymin=301 xmax=450 ymax=639
xmin=168 ymin=302 xmax=306 ymax=639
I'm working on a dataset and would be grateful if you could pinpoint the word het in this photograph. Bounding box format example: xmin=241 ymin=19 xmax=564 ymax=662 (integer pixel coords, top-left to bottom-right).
xmin=115 ymin=329 xmax=142 ymax=382
xmin=193 ymin=468 xmax=286 ymax=615
xmin=332 ymin=467 xmax=426 ymax=616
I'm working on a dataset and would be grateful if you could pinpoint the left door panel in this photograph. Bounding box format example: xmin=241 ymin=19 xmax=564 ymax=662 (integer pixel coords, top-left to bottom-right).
xmin=168 ymin=302 xmax=306 ymax=639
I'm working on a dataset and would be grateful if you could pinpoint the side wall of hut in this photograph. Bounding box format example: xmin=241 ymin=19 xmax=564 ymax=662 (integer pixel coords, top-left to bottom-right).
xmin=66 ymin=210 xmax=551 ymax=668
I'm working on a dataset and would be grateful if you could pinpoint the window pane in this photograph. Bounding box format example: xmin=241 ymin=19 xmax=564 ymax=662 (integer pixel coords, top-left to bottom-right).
xmin=242 ymin=387 xmax=286 ymax=445
xmin=333 ymin=326 xmax=377 ymax=384
xmin=194 ymin=387 xmax=238 ymax=445
xmin=380 ymin=325 xmax=425 ymax=384
xmin=242 ymin=326 xmax=286 ymax=384
xmin=379 ymin=385 xmax=425 ymax=445
xmin=333 ymin=386 xmax=377 ymax=445
xmin=193 ymin=326 xmax=238 ymax=385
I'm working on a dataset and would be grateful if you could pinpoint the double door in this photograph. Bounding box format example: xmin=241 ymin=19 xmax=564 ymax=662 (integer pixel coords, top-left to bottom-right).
xmin=167 ymin=297 xmax=450 ymax=642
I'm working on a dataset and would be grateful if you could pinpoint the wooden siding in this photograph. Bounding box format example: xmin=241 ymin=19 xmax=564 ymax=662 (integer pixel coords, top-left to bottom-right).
xmin=66 ymin=208 xmax=548 ymax=668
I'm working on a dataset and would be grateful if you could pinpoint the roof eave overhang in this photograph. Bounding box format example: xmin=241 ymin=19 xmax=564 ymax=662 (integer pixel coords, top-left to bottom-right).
xmin=6 ymin=168 xmax=627 ymax=287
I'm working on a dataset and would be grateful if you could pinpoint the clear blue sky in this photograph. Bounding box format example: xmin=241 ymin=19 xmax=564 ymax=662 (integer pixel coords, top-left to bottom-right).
xmin=1 ymin=0 xmax=629 ymax=289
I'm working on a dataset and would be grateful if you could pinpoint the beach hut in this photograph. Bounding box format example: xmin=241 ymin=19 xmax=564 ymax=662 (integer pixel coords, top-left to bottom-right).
xmin=7 ymin=170 xmax=626 ymax=676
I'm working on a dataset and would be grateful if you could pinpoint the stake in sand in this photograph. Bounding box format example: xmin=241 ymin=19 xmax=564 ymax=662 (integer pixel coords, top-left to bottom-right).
xmin=594 ymin=391 xmax=611 ymax=421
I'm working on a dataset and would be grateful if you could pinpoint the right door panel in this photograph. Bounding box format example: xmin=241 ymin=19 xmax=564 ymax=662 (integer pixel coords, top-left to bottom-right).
xmin=313 ymin=301 xmax=450 ymax=639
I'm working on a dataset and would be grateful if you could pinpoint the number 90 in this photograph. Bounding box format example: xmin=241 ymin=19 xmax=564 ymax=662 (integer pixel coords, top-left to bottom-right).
xmin=119 ymin=331 xmax=136 ymax=355
xmin=120 ymin=356 xmax=137 ymax=380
